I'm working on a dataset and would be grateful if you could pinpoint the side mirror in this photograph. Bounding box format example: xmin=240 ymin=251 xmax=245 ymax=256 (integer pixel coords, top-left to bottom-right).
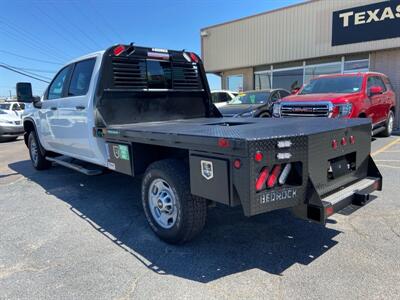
xmin=369 ymin=86 xmax=383 ymax=96
xmin=16 ymin=82 xmax=34 ymax=103
xmin=291 ymin=88 xmax=300 ymax=95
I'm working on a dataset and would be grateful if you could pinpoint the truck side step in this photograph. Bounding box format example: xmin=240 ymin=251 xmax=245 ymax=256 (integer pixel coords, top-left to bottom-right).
xmin=322 ymin=177 xmax=380 ymax=212
xmin=46 ymin=156 xmax=104 ymax=176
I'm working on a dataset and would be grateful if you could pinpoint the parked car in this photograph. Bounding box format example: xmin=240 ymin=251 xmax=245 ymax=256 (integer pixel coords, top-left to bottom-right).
xmin=219 ymin=89 xmax=290 ymax=118
xmin=0 ymin=109 xmax=24 ymax=142
xmin=211 ymin=90 xmax=238 ymax=107
xmin=0 ymin=102 xmax=26 ymax=118
xmin=273 ymin=72 xmax=396 ymax=136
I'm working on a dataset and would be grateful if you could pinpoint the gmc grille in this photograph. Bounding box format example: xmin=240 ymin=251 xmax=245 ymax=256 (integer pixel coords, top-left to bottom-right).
xmin=280 ymin=102 xmax=331 ymax=117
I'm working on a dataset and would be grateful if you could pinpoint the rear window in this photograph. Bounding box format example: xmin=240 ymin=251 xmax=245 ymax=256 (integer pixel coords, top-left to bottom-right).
xmin=68 ymin=58 xmax=96 ymax=96
xmin=147 ymin=60 xmax=172 ymax=89
xmin=300 ymin=76 xmax=363 ymax=94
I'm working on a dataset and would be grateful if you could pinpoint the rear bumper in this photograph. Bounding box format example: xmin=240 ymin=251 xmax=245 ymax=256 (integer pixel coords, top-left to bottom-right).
xmin=0 ymin=125 xmax=24 ymax=137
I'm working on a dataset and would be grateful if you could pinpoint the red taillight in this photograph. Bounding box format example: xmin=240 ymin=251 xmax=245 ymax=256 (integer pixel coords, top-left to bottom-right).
xmin=332 ymin=139 xmax=338 ymax=150
xmin=256 ymin=167 xmax=269 ymax=191
xmin=233 ymin=159 xmax=241 ymax=169
xmin=218 ymin=138 xmax=230 ymax=148
xmin=349 ymin=135 xmax=355 ymax=144
xmin=267 ymin=165 xmax=281 ymax=188
xmin=113 ymin=45 xmax=125 ymax=56
xmin=254 ymin=151 xmax=263 ymax=162
xmin=341 ymin=137 xmax=347 ymax=146
xmin=189 ymin=52 xmax=199 ymax=63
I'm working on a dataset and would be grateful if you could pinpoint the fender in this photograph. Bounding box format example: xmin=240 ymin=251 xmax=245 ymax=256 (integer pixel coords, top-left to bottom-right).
xmin=23 ymin=117 xmax=47 ymax=156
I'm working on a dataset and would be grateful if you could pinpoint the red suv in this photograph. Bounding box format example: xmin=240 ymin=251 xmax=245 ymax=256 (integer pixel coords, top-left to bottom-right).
xmin=274 ymin=72 xmax=396 ymax=136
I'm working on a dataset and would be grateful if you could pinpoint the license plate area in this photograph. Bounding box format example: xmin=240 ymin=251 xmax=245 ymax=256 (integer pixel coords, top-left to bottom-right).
xmin=328 ymin=152 xmax=356 ymax=180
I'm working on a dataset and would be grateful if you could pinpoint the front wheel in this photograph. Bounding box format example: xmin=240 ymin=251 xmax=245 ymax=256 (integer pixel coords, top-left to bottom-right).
xmin=380 ymin=110 xmax=394 ymax=137
xmin=142 ymin=159 xmax=207 ymax=244
xmin=28 ymin=131 xmax=51 ymax=170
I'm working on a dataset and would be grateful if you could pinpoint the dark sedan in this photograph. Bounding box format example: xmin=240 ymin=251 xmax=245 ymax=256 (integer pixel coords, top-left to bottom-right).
xmin=218 ymin=89 xmax=290 ymax=118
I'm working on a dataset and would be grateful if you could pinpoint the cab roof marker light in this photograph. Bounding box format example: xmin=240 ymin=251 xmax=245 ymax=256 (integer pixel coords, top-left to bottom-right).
xmin=148 ymin=52 xmax=170 ymax=60
xmin=189 ymin=52 xmax=199 ymax=63
xmin=113 ymin=45 xmax=126 ymax=56
xmin=277 ymin=140 xmax=292 ymax=148
xmin=278 ymin=163 xmax=292 ymax=185
xmin=277 ymin=153 xmax=292 ymax=160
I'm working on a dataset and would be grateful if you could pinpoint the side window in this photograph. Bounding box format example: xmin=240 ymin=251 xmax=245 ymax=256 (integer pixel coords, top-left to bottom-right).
xmin=19 ymin=103 xmax=25 ymax=110
xmin=219 ymin=93 xmax=230 ymax=102
xmin=382 ymin=77 xmax=393 ymax=91
xmin=279 ymin=90 xmax=290 ymax=98
xmin=68 ymin=58 xmax=96 ymax=97
xmin=47 ymin=66 xmax=72 ymax=100
xmin=374 ymin=76 xmax=387 ymax=92
xmin=270 ymin=91 xmax=280 ymax=102
xmin=12 ymin=104 xmax=20 ymax=111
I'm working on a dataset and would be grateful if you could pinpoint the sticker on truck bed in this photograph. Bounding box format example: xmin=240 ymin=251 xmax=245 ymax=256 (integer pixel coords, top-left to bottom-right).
xmin=257 ymin=188 xmax=297 ymax=205
xmin=201 ymin=160 xmax=214 ymax=180
xmin=112 ymin=145 xmax=130 ymax=161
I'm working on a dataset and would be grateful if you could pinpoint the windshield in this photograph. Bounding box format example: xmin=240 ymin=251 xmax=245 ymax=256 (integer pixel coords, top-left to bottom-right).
xmin=228 ymin=92 xmax=270 ymax=105
xmin=300 ymin=76 xmax=363 ymax=95
xmin=0 ymin=104 xmax=11 ymax=110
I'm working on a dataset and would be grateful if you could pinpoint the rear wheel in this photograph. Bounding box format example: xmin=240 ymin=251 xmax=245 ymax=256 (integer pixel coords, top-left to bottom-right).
xmin=142 ymin=159 xmax=207 ymax=244
xmin=258 ymin=112 xmax=271 ymax=118
xmin=28 ymin=131 xmax=51 ymax=170
xmin=380 ymin=110 xmax=394 ymax=137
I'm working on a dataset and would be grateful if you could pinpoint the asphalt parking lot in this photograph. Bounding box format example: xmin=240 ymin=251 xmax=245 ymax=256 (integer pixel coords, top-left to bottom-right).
xmin=0 ymin=136 xmax=400 ymax=299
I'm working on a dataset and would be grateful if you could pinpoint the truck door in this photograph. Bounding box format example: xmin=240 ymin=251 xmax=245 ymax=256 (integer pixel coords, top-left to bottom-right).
xmin=56 ymin=58 xmax=96 ymax=159
xmin=39 ymin=65 xmax=73 ymax=151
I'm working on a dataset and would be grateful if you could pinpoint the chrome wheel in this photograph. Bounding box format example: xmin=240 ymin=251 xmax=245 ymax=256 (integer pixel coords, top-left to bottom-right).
xmin=148 ymin=178 xmax=177 ymax=229
xmin=30 ymin=137 xmax=39 ymax=166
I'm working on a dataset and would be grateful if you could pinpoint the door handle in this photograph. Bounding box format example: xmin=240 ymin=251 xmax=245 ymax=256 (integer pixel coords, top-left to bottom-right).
xmin=75 ymin=105 xmax=85 ymax=110
xmin=50 ymin=107 xmax=57 ymax=111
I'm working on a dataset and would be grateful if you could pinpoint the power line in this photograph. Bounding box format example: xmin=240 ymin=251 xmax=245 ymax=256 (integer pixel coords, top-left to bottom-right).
xmin=0 ymin=50 xmax=63 ymax=65
xmin=0 ymin=62 xmax=52 ymax=80
xmin=0 ymin=64 xmax=50 ymax=83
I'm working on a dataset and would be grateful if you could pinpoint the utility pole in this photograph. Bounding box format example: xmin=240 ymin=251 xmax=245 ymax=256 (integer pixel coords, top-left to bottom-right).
xmin=9 ymin=90 xmax=12 ymax=98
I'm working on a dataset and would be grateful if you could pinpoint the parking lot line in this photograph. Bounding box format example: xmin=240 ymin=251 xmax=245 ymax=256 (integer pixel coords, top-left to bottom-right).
xmin=372 ymin=137 xmax=400 ymax=157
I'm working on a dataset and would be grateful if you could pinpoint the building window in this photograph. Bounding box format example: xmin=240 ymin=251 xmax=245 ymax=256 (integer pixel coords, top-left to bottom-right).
xmin=272 ymin=67 xmax=303 ymax=91
xmin=344 ymin=59 xmax=369 ymax=73
xmin=254 ymin=72 xmax=272 ymax=90
xmin=304 ymin=62 xmax=342 ymax=83
xmin=226 ymin=74 xmax=243 ymax=92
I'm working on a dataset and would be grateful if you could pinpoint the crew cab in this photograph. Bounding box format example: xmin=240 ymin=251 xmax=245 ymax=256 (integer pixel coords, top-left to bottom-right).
xmin=273 ymin=73 xmax=396 ymax=136
xmin=20 ymin=45 xmax=382 ymax=244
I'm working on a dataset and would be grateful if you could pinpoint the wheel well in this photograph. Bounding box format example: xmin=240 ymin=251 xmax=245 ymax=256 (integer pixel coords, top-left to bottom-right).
xmin=23 ymin=120 xmax=35 ymax=146
xmin=358 ymin=112 xmax=367 ymax=118
xmin=131 ymin=143 xmax=188 ymax=175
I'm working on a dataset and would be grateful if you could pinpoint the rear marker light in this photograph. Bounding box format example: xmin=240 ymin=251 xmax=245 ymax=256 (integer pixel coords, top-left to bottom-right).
xmin=332 ymin=139 xmax=338 ymax=150
xmin=113 ymin=45 xmax=125 ymax=56
xmin=256 ymin=167 xmax=269 ymax=191
xmin=233 ymin=159 xmax=241 ymax=169
xmin=278 ymin=163 xmax=292 ymax=185
xmin=218 ymin=138 xmax=230 ymax=148
xmin=349 ymin=135 xmax=355 ymax=144
xmin=254 ymin=151 xmax=263 ymax=162
xmin=267 ymin=165 xmax=282 ymax=188
xmin=325 ymin=206 xmax=334 ymax=217
xmin=277 ymin=153 xmax=292 ymax=160
xmin=341 ymin=137 xmax=347 ymax=146
xmin=277 ymin=140 xmax=292 ymax=148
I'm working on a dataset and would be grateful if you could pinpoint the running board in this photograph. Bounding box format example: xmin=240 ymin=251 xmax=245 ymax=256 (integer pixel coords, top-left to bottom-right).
xmin=46 ymin=156 xmax=104 ymax=176
xmin=372 ymin=126 xmax=385 ymax=136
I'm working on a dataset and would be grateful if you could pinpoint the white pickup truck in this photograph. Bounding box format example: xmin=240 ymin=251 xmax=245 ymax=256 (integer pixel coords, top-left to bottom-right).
xmin=19 ymin=44 xmax=382 ymax=244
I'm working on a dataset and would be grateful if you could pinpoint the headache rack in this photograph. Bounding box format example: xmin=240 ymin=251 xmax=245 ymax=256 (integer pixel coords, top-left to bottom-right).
xmin=102 ymin=45 xmax=204 ymax=92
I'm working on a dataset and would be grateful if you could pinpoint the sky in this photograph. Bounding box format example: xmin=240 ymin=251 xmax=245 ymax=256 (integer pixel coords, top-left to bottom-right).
xmin=0 ymin=0 xmax=303 ymax=98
